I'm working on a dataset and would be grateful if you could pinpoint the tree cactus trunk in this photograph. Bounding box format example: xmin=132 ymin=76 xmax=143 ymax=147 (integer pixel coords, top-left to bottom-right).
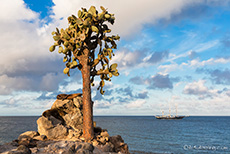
xmin=80 ymin=49 xmax=94 ymax=141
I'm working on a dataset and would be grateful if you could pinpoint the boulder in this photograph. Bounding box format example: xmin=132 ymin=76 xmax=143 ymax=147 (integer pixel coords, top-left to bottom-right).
xmin=45 ymin=124 xmax=68 ymax=139
xmin=73 ymin=97 xmax=83 ymax=109
xmin=67 ymin=129 xmax=82 ymax=139
xmin=37 ymin=116 xmax=55 ymax=131
xmin=18 ymin=131 xmax=39 ymax=141
xmin=37 ymin=96 xmax=83 ymax=140
xmin=17 ymin=145 xmax=31 ymax=154
xmin=100 ymin=131 xmax=109 ymax=137
xmin=30 ymin=140 xmax=94 ymax=154
xmin=33 ymin=135 xmax=47 ymax=141
xmin=96 ymin=142 xmax=114 ymax=152
xmin=51 ymin=99 xmax=72 ymax=110
xmin=62 ymin=108 xmax=83 ymax=130
xmin=109 ymin=135 xmax=130 ymax=154
xmin=37 ymin=116 xmax=67 ymax=139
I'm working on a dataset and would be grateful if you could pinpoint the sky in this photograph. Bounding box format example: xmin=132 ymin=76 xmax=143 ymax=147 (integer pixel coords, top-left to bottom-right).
xmin=0 ymin=0 xmax=230 ymax=116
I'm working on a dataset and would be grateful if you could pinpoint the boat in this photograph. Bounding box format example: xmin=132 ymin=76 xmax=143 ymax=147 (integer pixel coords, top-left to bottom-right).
xmin=155 ymin=115 xmax=185 ymax=119
xmin=155 ymin=104 xmax=185 ymax=120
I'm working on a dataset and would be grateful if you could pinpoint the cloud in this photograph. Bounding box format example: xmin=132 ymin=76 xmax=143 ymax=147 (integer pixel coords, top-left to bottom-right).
xmin=158 ymin=57 xmax=230 ymax=74
xmin=0 ymin=0 xmax=70 ymax=95
xmin=146 ymin=51 xmax=169 ymax=64
xmin=167 ymin=39 xmax=220 ymax=63
xmin=0 ymin=0 xmax=38 ymax=21
xmin=0 ymin=92 xmax=41 ymax=108
xmin=0 ymin=72 xmax=66 ymax=95
xmin=221 ymin=32 xmax=230 ymax=52
xmin=129 ymin=74 xmax=179 ymax=89
xmin=147 ymin=74 xmax=174 ymax=89
xmin=183 ymin=80 xmax=208 ymax=95
xmin=111 ymin=49 xmax=145 ymax=70
xmin=94 ymin=100 xmax=112 ymax=109
xmin=190 ymin=58 xmax=230 ymax=67
xmin=183 ymin=80 xmax=218 ymax=99
xmin=36 ymin=91 xmax=56 ymax=101
xmin=93 ymin=90 xmax=104 ymax=101
xmin=125 ymin=100 xmax=146 ymax=109
xmin=91 ymin=85 xmax=149 ymax=108
xmin=221 ymin=33 xmax=230 ymax=48
xmin=50 ymin=0 xmax=205 ymax=37
xmin=188 ymin=51 xmax=198 ymax=59
xmin=116 ymin=86 xmax=133 ymax=97
xmin=136 ymin=91 xmax=148 ymax=99
xmin=196 ymin=68 xmax=230 ymax=85
xmin=129 ymin=76 xmax=146 ymax=85
xmin=116 ymin=86 xmax=149 ymax=99
xmin=111 ymin=49 xmax=169 ymax=72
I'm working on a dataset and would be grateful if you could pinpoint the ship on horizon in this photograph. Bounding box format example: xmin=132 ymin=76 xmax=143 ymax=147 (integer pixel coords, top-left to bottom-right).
xmin=155 ymin=104 xmax=186 ymax=120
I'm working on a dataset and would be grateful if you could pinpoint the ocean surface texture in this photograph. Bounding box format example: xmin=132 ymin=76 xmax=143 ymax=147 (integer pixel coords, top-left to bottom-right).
xmin=0 ymin=116 xmax=230 ymax=154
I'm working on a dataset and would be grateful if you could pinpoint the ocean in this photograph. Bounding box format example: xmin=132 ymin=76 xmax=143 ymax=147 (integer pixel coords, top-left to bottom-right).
xmin=0 ymin=116 xmax=230 ymax=154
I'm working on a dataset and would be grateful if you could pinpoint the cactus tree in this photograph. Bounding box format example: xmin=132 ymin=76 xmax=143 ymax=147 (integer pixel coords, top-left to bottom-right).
xmin=49 ymin=6 xmax=120 ymax=140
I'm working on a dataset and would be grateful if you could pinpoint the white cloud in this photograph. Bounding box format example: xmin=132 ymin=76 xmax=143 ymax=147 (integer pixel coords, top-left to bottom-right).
xmin=0 ymin=0 xmax=38 ymax=21
xmin=158 ymin=57 xmax=230 ymax=74
xmin=190 ymin=57 xmax=230 ymax=67
xmin=183 ymin=80 xmax=218 ymax=99
xmin=0 ymin=0 xmax=67 ymax=94
xmin=158 ymin=63 xmax=180 ymax=74
xmin=40 ymin=73 xmax=65 ymax=91
xmin=168 ymin=39 xmax=220 ymax=62
xmin=111 ymin=49 xmax=143 ymax=70
xmin=0 ymin=74 xmax=34 ymax=95
xmin=50 ymin=0 xmax=203 ymax=37
xmin=125 ymin=100 xmax=146 ymax=108
xmin=94 ymin=100 xmax=113 ymax=109
xmin=184 ymin=80 xmax=209 ymax=95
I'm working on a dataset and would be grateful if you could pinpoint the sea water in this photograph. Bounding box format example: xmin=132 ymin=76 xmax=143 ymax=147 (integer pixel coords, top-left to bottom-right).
xmin=0 ymin=116 xmax=230 ymax=154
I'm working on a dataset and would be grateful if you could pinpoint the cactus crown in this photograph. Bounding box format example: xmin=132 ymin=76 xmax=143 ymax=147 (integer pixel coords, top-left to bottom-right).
xmin=49 ymin=6 xmax=120 ymax=94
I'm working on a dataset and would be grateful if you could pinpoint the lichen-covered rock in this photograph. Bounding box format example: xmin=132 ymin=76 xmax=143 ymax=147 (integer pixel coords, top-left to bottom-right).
xmin=29 ymin=140 xmax=94 ymax=154
xmin=96 ymin=142 xmax=114 ymax=152
xmin=15 ymin=94 xmax=131 ymax=154
xmin=100 ymin=131 xmax=109 ymax=137
xmin=37 ymin=116 xmax=55 ymax=132
xmin=18 ymin=131 xmax=39 ymax=141
xmin=51 ymin=99 xmax=72 ymax=110
xmin=33 ymin=135 xmax=47 ymax=141
xmin=67 ymin=129 xmax=82 ymax=139
xmin=62 ymin=108 xmax=83 ymax=130
xmin=45 ymin=124 xmax=68 ymax=139
xmin=50 ymin=97 xmax=83 ymax=131
xmin=109 ymin=135 xmax=130 ymax=154
xmin=73 ymin=97 xmax=83 ymax=108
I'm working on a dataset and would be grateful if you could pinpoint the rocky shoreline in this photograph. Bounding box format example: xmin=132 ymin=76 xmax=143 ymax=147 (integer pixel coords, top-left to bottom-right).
xmin=0 ymin=94 xmax=130 ymax=154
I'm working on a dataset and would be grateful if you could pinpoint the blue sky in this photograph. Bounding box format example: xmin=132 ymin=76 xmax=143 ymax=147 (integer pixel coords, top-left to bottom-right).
xmin=0 ymin=0 xmax=230 ymax=116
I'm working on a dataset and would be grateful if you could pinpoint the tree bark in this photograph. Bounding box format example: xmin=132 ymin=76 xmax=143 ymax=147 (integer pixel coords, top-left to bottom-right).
xmin=80 ymin=48 xmax=94 ymax=141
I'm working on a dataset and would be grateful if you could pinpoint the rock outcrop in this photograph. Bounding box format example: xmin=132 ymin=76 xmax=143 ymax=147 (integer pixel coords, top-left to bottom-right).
xmin=37 ymin=94 xmax=84 ymax=140
xmin=0 ymin=93 xmax=130 ymax=154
